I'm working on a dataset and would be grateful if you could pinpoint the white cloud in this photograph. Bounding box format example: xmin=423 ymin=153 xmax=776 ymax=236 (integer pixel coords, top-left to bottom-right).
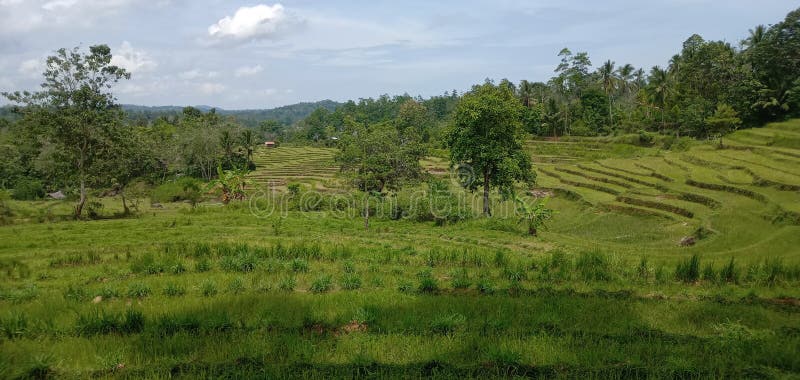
xmin=179 ymin=69 xmax=219 ymax=80
xmin=198 ymin=82 xmax=225 ymax=95
xmin=0 ymin=0 xmax=136 ymax=32
xmin=18 ymin=58 xmax=45 ymax=78
xmin=235 ymin=64 xmax=263 ymax=77
xmin=110 ymin=41 xmax=157 ymax=73
xmin=207 ymin=4 xmax=302 ymax=44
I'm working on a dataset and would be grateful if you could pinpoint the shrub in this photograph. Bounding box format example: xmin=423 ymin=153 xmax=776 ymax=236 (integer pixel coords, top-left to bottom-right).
xmin=430 ymin=313 xmax=466 ymax=335
xmin=278 ymin=276 xmax=296 ymax=292
xmin=720 ymin=258 xmax=739 ymax=284
xmin=76 ymin=310 xmax=121 ymax=335
xmin=290 ymin=258 xmax=309 ymax=273
xmin=636 ymin=257 xmax=650 ymax=282
xmin=451 ymin=269 xmax=472 ymax=289
xmin=126 ymin=283 xmax=151 ymax=298
xmin=11 ymin=179 xmax=45 ymax=201
xmin=675 ymin=254 xmax=700 ymax=283
xmin=0 ymin=312 xmax=28 ymax=339
xmin=227 ymin=278 xmax=245 ymax=294
xmin=397 ymin=280 xmax=414 ymax=293
xmin=170 ymin=261 xmax=186 ymax=274
xmin=310 ymin=274 xmax=333 ymax=293
xmin=576 ymin=251 xmax=613 ymax=282
xmin=764 ymin=258 xmax=785 ymax=286
xmin=702 ymin=263 xmax=717 ymax=283
xmin=417 ymin=270 xmax=439 ymax=293
xmin=638 ymin=130 xmax=654 ymax=146
xmin=121 ymin=309 xmax=145 ymax=333
xmin=163 ymin=282 xmax=186 ymax=297
xmin=339 ymin=274 xmax=362 ymax=290
xmin=477 ymin=277 xmax=495 ymax=294
xmin=200 ymin=280 xmax=218 ymax=297
xmin=151 ymin=177 xmax=204 ymax=204
xmin=502 ymin=266 xmax=526 ymax=282
xmin=195 ymin=258 xmax=212 ymax=272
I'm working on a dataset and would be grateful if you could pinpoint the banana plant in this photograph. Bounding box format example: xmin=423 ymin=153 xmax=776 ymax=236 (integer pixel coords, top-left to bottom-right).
xmin=207 ymin=165 xmax=251 ymax=204
xmin=515 ymin=196 xmax=556 ymax=236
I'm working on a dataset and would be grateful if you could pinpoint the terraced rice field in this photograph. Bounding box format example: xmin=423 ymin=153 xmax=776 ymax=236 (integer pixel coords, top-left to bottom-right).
xmin=2 ymin=122 xmax=800 ymax=378
xmin=531 ymin=121 xmax=800 ymax=260
xmin=248 ymin=146 xmax=339 ymax=189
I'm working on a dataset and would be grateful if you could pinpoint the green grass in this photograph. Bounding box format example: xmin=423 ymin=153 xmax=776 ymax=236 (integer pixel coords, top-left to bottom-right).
xmin=1 ymin=122 xmax=800 ymax=378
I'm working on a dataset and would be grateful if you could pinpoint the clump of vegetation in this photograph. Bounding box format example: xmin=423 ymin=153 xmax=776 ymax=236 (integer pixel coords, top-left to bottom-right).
xmin=310 ymin=274 xmax=333 ymax=293
xmin=675 ymin=254 xmax=701 ymax=283
xmin=339 ymin=274 xmax=362 ymax=290
xmin=417 ymin=269 xmax=439 ymax=293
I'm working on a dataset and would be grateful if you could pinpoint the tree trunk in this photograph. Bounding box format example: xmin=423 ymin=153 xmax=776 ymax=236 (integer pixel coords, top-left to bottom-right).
xmin=363 ymin=194 xmax=370 ymax=230
xmin=482 ymin=170 xmax=491 ymax=217
xmin=75 ymin=178 xmax=87 ymax=219
xmin=121 ymin=189 xmax=130 ymax=215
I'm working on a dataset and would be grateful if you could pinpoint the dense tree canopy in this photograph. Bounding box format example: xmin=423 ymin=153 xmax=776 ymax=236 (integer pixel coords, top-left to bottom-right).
xmin=447 ymin=81 xmax=534 ymax=216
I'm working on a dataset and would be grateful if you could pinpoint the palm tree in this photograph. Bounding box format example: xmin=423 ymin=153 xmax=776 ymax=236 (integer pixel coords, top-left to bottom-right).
xmin=647 ymin=66 xmax=672 ymax=134
xmin=518 ymin=80 xmax=534 ymax=107
xmin=240 ymin=129 xmax=256 ymax=164
xmin=615 ymin=63 xmax=636 ymax=124
xmin=742 ymin=25 xmax=766 ymax=49
xmin=599 ymin=60 xmax=617 ymax=128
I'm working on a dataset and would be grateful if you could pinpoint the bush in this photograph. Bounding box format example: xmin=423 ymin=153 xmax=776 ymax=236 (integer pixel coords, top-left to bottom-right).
xmin=450 ymin=268 xmax=472 ymax=289
xmin=278 ymin=276 xmax=296 ymax=292
xmin=675 ymin=254 xmax=700 ymax=283
xmin=126 ymin=283 xmax=151 ymax=298
xmin=430 ymin=313 xmax=466 ymax=335
xmin=720 ymin=258 xmax=739 ymax=284
xmin=200 ymin=280 xmax=218 ymax=296
xmin=576 ymin=251 xmax=613 ymax=282
xmin=151 ymin=177 xmax=204 ymax=204
xmin=339 ymin=274 xmax=362 ymax=290
xmin=290 ymin=258 xmax=309 ymax=273
xmin=195 ymin=258 xmax=212 ymax=272
xmin=310 ymin=274 xmax=333 ymax=293
xmin=227 ymin=278 xmax=245 ymax=294
xmin=417 ymin=269 xmax=439 ymax=293
xmin=637 ymin=130 xmax=654 ymax=147
xmin=12 ymin=179 xmax=45 ymax=201
xmin=701 ymin=263 xmax=717 ymax=283
xmin=163 ymin=282 xmax=186 ymax=297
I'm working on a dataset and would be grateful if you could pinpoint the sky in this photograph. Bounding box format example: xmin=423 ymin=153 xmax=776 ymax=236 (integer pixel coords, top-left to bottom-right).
xmin=0 ymin=0 xmax=797 ymax=109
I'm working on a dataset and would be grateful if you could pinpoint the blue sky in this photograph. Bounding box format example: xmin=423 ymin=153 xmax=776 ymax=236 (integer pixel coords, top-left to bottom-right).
xmin=0 ymin=0 xmax=796 ymax=109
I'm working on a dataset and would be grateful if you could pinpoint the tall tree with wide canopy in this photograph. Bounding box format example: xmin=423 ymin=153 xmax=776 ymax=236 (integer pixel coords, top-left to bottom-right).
xmin=336 ymin=118 xmax=425 ymax=229
xmin=2 ymin=45 xmax=129 ymax=218
xmin=447 ymin=81 xmax=534 ymax=217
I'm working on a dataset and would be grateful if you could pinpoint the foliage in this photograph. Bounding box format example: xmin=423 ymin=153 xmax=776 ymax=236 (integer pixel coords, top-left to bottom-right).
xmin=448 ymin=81 xmax=534 ymax=216
xmin=206 ymin=165 xmax=250 ymax=204
xmin=2 ymin=45 xmax=130 ymax=218
xmin=11 ymin=179 xmax=45 ymax=201
xmin=514 ymin=196 xmax=555 ymax=236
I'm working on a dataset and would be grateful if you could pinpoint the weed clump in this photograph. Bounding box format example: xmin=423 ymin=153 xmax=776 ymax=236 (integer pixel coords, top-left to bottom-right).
xmin=675 ymin=254 xmax=700 ymax=283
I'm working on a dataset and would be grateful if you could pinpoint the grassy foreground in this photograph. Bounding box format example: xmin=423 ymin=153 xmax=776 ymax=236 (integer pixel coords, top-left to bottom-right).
xmin=1 ymin=121 xmax=800 ymax=378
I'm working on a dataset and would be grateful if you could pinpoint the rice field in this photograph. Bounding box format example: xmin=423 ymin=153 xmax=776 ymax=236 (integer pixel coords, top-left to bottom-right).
xmin=1 ymin=121 xmax=800 ymax=378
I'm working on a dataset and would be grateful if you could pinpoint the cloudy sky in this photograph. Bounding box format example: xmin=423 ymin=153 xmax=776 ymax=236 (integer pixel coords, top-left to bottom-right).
xmin=0 ymin=1 xmax=796 ymax=109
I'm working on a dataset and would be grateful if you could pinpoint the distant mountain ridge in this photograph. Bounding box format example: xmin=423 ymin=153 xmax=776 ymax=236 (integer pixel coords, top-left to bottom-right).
xmin=122 ymin=100 xmax=342 ymax=127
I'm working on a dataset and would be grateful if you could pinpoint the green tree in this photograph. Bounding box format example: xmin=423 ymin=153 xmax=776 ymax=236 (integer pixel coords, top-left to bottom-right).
xmin=447 ymin=81 xmax=534 ymax=216
xmin=240 ymin=129 xmax=256 ymax=166
xmin=705 ymin=103 xmax=741 ymax=147
xmin=336 ymin=119 xmax=425 ymax=229
xmin=515 ymin=196 xmax=555 ymax=236
xmin=598 ymin=60 xmax=618 ymax=128
xmin=2 ymin=45 xmax=130 ymax=218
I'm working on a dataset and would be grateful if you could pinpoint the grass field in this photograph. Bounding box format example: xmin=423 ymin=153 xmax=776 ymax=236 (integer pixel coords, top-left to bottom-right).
xmin=1 ymin=121 xmax=800 ymax=378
